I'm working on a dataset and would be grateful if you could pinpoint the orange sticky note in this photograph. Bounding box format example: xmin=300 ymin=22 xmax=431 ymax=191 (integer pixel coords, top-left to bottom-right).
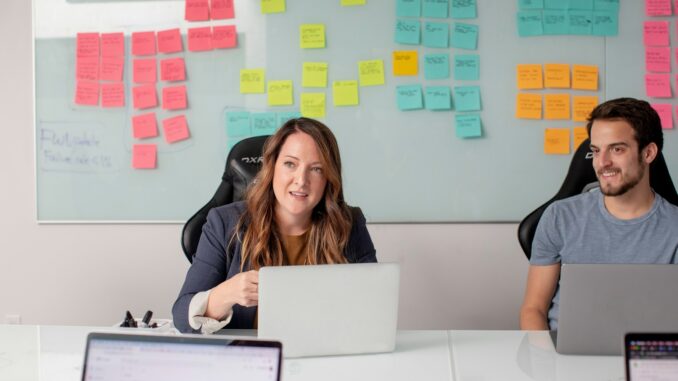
xmin=213 ymin=25 xmax=237 ymax=49
xmin=76 ymin=57 xmax=99 ymax=81
xmin=572 ymin=65 xmax=598 ymax=91
xmin=393 ymin=51 xmax=418 ymax=76
xmin=573 ymin=126 xmax=589 ymax=149
xmin=188 ymin=27 xmax=213 ymax=52
xmin=515 ymin=93 xmax=542 ymax=119
xmin=101 ymin=83 xmax=125 ymax=108
xmin=75 ymin=81 xmax=99 ymax=106
xmin=132 ymin=84 xmax=157 ymax=109
xmin=101 ymin=32 xmax=124 ymax=57
xmin=132 ymin=112 xmax=158 ymax=139
xmin=185 ymin=0 xmax=209 ymax=21
xmin=157 ymin=28 xmax=183 ymax=54
xmin=160 ymin=58 xmax=186 ymax=82
xmin=544 ymin=128 xmax=570 ymax=155
xmin=544 ymin=63 xmax=570 ymax=88
xmin=133 ymin=58 xmax=157 ymax=84
xmin=572 ymin=96 xmax=598 ymax=122
xmin=76 ymin=32 xmax=99 ymax=58
xmin=132 ymin=144 xmax=157 ymax=169
xmin=162 ymin=85 xmax=187 ymax=110
xmin=163 ymin=115 xmax=190 ymax=143
xmin=100 ymin=56 xmax=124 ymax=82
xmin=544 ymin=94 xmax=571 ymax=120
xmin=516 ymin=64 xmax=543 ymax=90
xmin=132 ymin=31 xmax=156 ymax=56
xmin=211 ymin=0 xmax=235 ymax=19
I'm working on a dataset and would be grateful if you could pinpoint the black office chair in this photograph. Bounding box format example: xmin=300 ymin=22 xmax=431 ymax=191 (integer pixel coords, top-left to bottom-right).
xmin=181 ymin=135 xmax=270 ymax=263
xmin=517 ymin=138 xmax=678 ymax=260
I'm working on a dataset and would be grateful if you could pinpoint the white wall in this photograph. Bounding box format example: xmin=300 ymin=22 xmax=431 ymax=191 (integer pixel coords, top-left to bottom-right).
xmin=0 ymin=0 xmax=528 ymax=329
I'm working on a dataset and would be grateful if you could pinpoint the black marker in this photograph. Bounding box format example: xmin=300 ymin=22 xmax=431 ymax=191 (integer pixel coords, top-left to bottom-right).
xmin=141 ymin=310 xmax=153 ymax=328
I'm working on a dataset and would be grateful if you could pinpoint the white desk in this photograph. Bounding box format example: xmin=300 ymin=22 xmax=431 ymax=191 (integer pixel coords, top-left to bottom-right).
xmin=0 ymin=325 xmax=624 ymax=381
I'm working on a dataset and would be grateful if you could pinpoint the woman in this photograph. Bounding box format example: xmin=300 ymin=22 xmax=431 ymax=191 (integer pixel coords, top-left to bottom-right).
xmin=172 ymin=118 xmax=377 ymax=333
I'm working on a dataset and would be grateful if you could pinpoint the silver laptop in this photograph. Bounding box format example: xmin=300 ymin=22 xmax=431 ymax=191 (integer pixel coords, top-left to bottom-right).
xmin=556 ymin=264 xmax=678 ymax=355
xmin=257 ymin=262 xmax=400 ymax=358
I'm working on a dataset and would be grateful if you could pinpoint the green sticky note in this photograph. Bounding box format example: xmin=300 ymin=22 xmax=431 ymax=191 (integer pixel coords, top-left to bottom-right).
xmin=423 ymin=0 xmax=448 ymax=18
xmin=545 ymin=0 xmax=567 ymax=9
xmin=451 ymin=23 xmax=478 ymax=50
xmin=424 ymin=53 xmax=450 ymax=80
xmin=358 ymin=60 xmax=385 ymax=86
xmin=251 ymin=112 xmax=278 ymax=136
xmin=517 ymin=11 xmax=544 ymax=37
xmin=397 ymin=0 xmax=421 ymax=17
xmin=240 ymin=69 xmax=266 ymax=93
xmin=453 ymin=86 xmax=481 ymax=111
xmin=267 ymin=80 xmax=294 ymax=106
xmin=455 ymin=114 xmax=482 ymax=138
xmin=395 ymin=19 xmax=421 ymax=45
xmin=569 ymin=0 xmax=593 ymax=9
xmin=543 ymin=11 xmax=567 ymax=35
xmin=226 ymin=111 xmax=251 ymax=137
xmin=450 ymin=0 xmax=477 ymax=19
xmin=396 ymin=85 xmax=423 ymax=111
xmin=593 ymin=0 xmax=619 ymax=11
xmin=423 ymin=22 xmax=449 ymax=48
xmin=300 ymin=24 xmax=325 ymax=49
xmin=302 ymin=62 xmax=328 ymax=88
xmin=519 ymin=0 xmax=544 ymax=9
xmin=277 ymin=111 xmax=301 ymax=125
xmin=333 ymin=80 xmax=359 ymax=106
xmin=261 ymin=0 xmax=285 ymax=14
xmin=454 ymin=54 xmax=479 ymax=80
xmin=569 ymin=10 xmax=592 ymax=35
xmin=425 ymin=86 xmax=452 ymax=110
xmin=592 ymin=10 xmax=617 ymax=36
xmin=227 ymin=136 xmax=246 ymax=153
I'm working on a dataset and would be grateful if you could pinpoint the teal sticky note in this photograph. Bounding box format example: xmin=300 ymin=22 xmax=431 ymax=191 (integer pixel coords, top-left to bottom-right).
xmin=425 ymin=86 xmax=452 ymax=110
xmin=422 ymin=0 xmax=448 ymax=18
xmin=450 ymin=0 xmax=476 ymax=19
xmin=543 ymin=10 xmax=567 ymax=35
xmin=454 ymin=54 xmax=479 ymax=80
xmin=569 ymin=0 xmax=593 ymax=9
xmin=593 ymin=0 xmax=619 ymax=10
xmin=568 ymin=10 xmax=592 ymax=35
xmin=396 ymin=85 xmax=424 ymax=111
xmin=517 ymin=11 xmax=544 ymax=37
xmin=545 ymin=0 xmax=567 ymax=9
xmin=592 ymin=10 xmax=617 ymax=36
xmin=397 ymin=0 xmax=421 ymax=17
xmin=451 ymin=23 xmax=478 ymax=50
xmin=251 ymin=112 xmax=278 ymax=136
xmin=519 ymin=0 xmax=544 ymax=9
xmin=395 ymin=19 xmax=421 ymax=45
xmin=277 ymin=111 xmax=302 ymax=126
xmin=226 ymin=111 xmax=251 ymax=137
xmin=424 ymin=53 xmax=450 ymax=80
xmin=453 ymin=86 xmax=481 ymax=111
xmin=423 ymin=22 xmax=449 ymax=48
xmin=455 ymin=114 xmax=482 ymax=138
xmin=227 ymin=136 xmax=246 ymax=152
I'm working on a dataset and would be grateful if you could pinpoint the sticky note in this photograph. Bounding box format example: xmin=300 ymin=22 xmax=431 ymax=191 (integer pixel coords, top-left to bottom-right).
xmin=424 ymin=86 xmax=452 ymax=110
xmin=300 ymin=93 xmax=326 ymax=118
xmin=645 ymin=74 xmax=672 ymax=97
xmin=651 ymin=104 xmax=673 ymax=129
xmin=341 ymin=0 xmax=366 ymax=5
xmin=397 ymin=0 xmax=421 ymax=17
xmin=516 ymin=64 xmax=543 ymax=89
xmin=569 ymin=0 xmax=594 ymax=9
xmin=594 ymin=0 xmax=619 ymax=10
xmin=644 ymin=21 xmax=669 ymax=46
xmin=333 ymin=80 xmax=359 ymax=106
xmin=544 ymin=128 xmax=570 ymax=155
xmin=646 ymin=0 xmax=672 ymax=16
xmin=572 ymin=65 xmax=598 ymax=91
xmin=162 ymin=85 xmax=187 ymax=110
xmin=519 ymin=0 xmax=544 ymax=9
xmin=396 ymin=85 xmax=423 ymax=111
xmin=395 ymin=19 xmax=421 ymax=45
xmin=358 ymin=60 xmax=385 ymax=86
xmin=454 ymin=54 xmax=479 ymax=80
xmin=101 ymin=83 xmax=125 ymax=108
xmin=185 ymin=0 xmax=209 ymax=21
xmin=423 ymin=22 xmax=449 ymax=48
xmin=545 ymin=0 xmax=567 ymax=9
xmin=213 ymin=25 xmax=237 ymax=49
xmin=424 ymin=53 xmax=450 ymax=80
xmin=451 ymin=23 xmax=478 ymax=50
xmin=132 ymin=84 xmax=157 ymax=109
xmin=302 ymin=62 xmax=328 ymax=88
xmin=188 ymin=27 xmax=213 ymax=51
xmin=268 ymin=80 xmax=294 ymax=106
xmin=300 ymin=24 xmax=325 ymax=49
xmin=278 ymin=111 xmax=301 ymax=125
xmin=133 ymin=58 xmax=157 ymax=84
xmin=211 ymin=0 xmax=235 ymax=19
xmin=100 ymin=56 xmax=123 ymax=82
xmin=161 ymin=58 xmax=186 ymax=82
xmin=544 ymin=94 xmax=571 ymax=120
xmin=515 ymin=93 xmax=542 ymax=119
xmin=76 ymin=33 xmax=99 ymax=58
xmin=568 ymin=11 xmax=593 ymax=35
xmin=240 ymin=69 xmax=266 ymax=93
xmin=157 ymin=28 xmax=183 ymax=54
xmin=75 ymin=81 xmax=99 ymax=106
xmin=454 ymin=86 xmax=481 ymax=111
xmin=592 ymin=10 xmax=618 ymax=36
xmin=101 ymin=32 xmax=124 ymax=57
xmin=251 ymin=112 xmax=278 ymax=135
xmin=132 ymin=144 xmax=157 ymax=169
xmin=423 ymin=0 xmax=448 ymax=18
xmin=163 ymin=115 xmax=190 ymax=143
xmin=132 ymin=112 xmax=158 ymax=139
xmin=451 ymin=0 xmax=477 ymax=18
xmin=393 ymin=51 xmax=418 ymax=76
xmin=572 ymin=95 xmax=598 ymax=122
xmin=573 ymin=126 xmax=589 ymax=149
xmin=76 ymin=57 xmax=99 ymax=81
xmin=646 ymin=47 xmax=671 ymax=73
xmin=543 ymin=11 xmax=568 ymax=35
xmin=262 ymin=0 xmax=286 ymax=13
xmin=226 ymin=111 xmax=251 ymax=136
xmin=132 ymin=31 xmax=156 ymax=56
xmin=517 ymin=11 xmax=544 ymax=37
xmin=455 ymin=114 xmax=482 ymax=138
xmin=544 ymin=63 xmax=570 ymax=88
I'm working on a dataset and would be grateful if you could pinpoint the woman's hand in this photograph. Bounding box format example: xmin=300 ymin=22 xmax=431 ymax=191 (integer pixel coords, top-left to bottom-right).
xmin=205 ymin=270 xmax=259 ymax=320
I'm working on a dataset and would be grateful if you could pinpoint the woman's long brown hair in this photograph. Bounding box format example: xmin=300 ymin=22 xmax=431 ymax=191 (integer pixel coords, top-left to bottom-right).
xmin=234 ymin=118 xmax=353 ymax=270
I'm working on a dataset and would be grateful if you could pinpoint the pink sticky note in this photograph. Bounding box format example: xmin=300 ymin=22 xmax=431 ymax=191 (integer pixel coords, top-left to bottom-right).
xmin=188 ymin=27 xmax=213 ymax=52
xmin=132 ymin=112 xmax=158 ymax=139
xmin=644 ymin=21 xmax=670 ymax=46
xmin=76 ymin=56 xmax=99 ymax=81
xmin=100 ymin=56 xmax=124 ymax=82
xmin=157 ymin=28 xmax=183 ymax=54
xmin=213 ymin=25 xmax=237 ymax=49
xmin=645 ymin=74 xmax=672 ymax=98
xmin=163 ymin=115 xmax=190 ymax=143
xmin=162 ymin=85 xmax=187 ymax=110
xmin=211 ymin=0 xmax=235 ymax=19
xmin=132 ymin=144 xmax=157 ymax=169
xmin=75 ymin=81 xmax=99 ymax=106
xmin=76 ymin=32 xmax=99 ymax=58
xmin=160 ymin=58 xmax=186 ymax=82
xmin=646 ymin=47 xmax=671 ymax=72
xmin=646 ymin=0 xmax=672 ymax=16
xmin=101 ymin=32 xmax=124 ymax=57
xmin=101 ymin=83 xmax=125 ymax=108
xmin=133 ymin=84 xmax=158 ymax=109
xmin=133 ymin=58 xmax=157 ymax=84
xmin=185 ymin=0 xmax=209 ymax=21
xmin=651 ymin=104 xmax=673 ymax=129
xmin=132 ymin=31 xmax=156 ymax=56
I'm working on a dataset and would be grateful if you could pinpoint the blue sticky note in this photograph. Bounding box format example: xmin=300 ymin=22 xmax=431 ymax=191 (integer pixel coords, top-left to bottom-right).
xmin=593 ymin=0 xmax=619 ymax=11
xmin=454 ymin=54 xmax=479 ymax=80
xmin=455 ymin=114 xmax=482 ymax=138
xmin=545 ymin=0 xmax=567 ymax=9
xmin=422 ymin=0 xmax=448 ymax=18
xmin=395 ymin=19 xmax=421 ymax=45
xmin=451 ymin=23 xmax=478 ymax=50
xmin=277 ymin=111 xmax=302 ymax=126
xmin=425 ymin=86 xmax=452 ymax=110
xmin=450 ymin=0 xmax=477 ymax=19
xmin=568 ymin=10 xmax=592 ymax=35
xmin=543 ymin=10 xmax=567 ymax=35
xmin=251 ymin=112 xmax=278 ymax=136
xmin=397 ymin=0 xmax=421 ymax=17
xmin=423 ymin=22 xmax=449 ymax=48
xmin=226 ymin=111 xmax=251 ymax=137
xmin=519 ymin=0 xmax=544 ymax=9
xmin=424 ymin=53 xmax=450 ymax=80
xmin=569 ymin=0 xmax=593 ymax=10
xmin=227 ymin=136 xmax=246 ymax=152
xmin=453 ymin=86 xmax=481 ymax=111
xmin=396 ymin=85 xmax=424 ymax=111
xmin=592 ymin=10 xmax=617 ymax=36
xmin=517 ymin=11 xmax=544 ymax=37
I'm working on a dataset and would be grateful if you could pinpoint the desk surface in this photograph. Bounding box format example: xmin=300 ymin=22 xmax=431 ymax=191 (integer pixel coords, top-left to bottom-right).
xmin=0 ymin=325 xmax=624 ymax=381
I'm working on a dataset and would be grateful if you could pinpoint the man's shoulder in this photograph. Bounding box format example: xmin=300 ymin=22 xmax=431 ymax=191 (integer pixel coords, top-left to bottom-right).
xmin=546 ymin=190 xmax=599 ymax=216
xmin=656 ymin=193 xmax=678 ymax=218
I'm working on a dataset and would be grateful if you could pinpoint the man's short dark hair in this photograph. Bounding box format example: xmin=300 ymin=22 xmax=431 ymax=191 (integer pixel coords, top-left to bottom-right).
xmin=586 ymin=97 xmax=664 ymax=153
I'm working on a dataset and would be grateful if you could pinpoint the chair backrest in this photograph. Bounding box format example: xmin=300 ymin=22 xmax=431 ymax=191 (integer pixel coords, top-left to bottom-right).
xmin=517 ymin=138 xmax=678 ymax=260
xmin=181 ymin=136 xmax=270 ymax=263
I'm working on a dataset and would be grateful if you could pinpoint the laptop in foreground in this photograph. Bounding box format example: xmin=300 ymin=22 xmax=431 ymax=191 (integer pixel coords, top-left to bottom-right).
xmin=625 ymin=332 xmax=678 ymax=380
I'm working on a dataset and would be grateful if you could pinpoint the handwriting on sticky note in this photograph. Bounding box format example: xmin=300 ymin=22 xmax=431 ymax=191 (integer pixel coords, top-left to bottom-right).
xmin=646 ymin=47 xmax=671 ymax=73
xmin=133 ymin=59 xmax=157 ymax=84
xmin=573 ymin=126 xmax=588 ymax=149
xmin=101 ymin=32 xmax=124 ymax=57
xmin=515 ymin=93 xmax=542 ymax=119
xmin=132 ymin=84 xmax=157 ymax=109
xmin=226 ymin=111 xmax=251 ymax=136
xmin=646 ymin=0 xmax=672 ymax=16
xmin=77 ymin=57 xmax=99 ymax=81
xmin=455 ymin=114 xmax=482 ymax=139
xmin=300 ymin=24 xmax=325 ymax=49
xmin=77 ymin=33 xmax=99 ymax=58
xmin=454 ymin=86 xmax=481 ymax=112
xmin=185 ymin=0 xmax=210 ymax=21
xmin=240 ymin=69 xmax=266 ymax=93
xmin=358 ymin=60 xmax=385 ymax=86
xmin=396 ymin=85 xmax=423 ymax=111
xmin=516 ymin=64 xmax=543 ymax=89
xmin=302 ymin=62 xmax=328 ymax=87
xmin=517 ymin=11 xmax=544 ymax=37
xmin=132 ymin=31 xmax=156 ymax=56
xmin=213 ymin=25 xmax=237 ymax=49
xmin=544 ymin=128 xmax=570 ymax=155
xmin=572 ymin=96 xmax=598 ymax=122
xmin=572 ymin=65 xmax=598 ymax=90
xmin=132 ymin=144 xmax=157 ymax=169
xmin=454 ymin=54 xmax=479 ymax=81
xmin=544 ymin=94 xmax=571 ymax=120
xmin=188 ymin=27 xmax=213 ymax=52
xmin=100 ymin=56 xmax=124 ymax=82
xmin=333 ymin=80 xmax=359 ymax=106
xmin=424 ymin=53 xmax=449 ymax=80
xmin=101 ymin=83 xmax=125 ymax=108
xmin=393 ymin=51 xmax=418 ymax=76
xmin=645 ymin=74 xmax=672 ymax=98
xmin=301 ymin=93 xmax=326 ymax=118
xmin=644 ymin=21 xmax=669 ymax=46
xmin=268 ymin=80 xmax=294 ymax=106
xmin=157 ymin=28 xmax=183 ymax=54
xmin=163 ymin=115 xmax=190 ymax=143
xmin=651 ymin=104 xmax=673 ymax=129
xmin=451 ymin=23 xmax=478 ymax=50
xmin=424 ymin=86 xmax=452 ymax=111
xmin=132 ymin=112 xmax=158 ymax=139
xmin=423 ymin=21 xmax=449 ymax=48
xmin=161 ymin=58 xmax=186 ymax=82
xmin=544 ymin=63 xmax=570 ymax=88
xmin=251 ymin=112 xmax=278 ymax=135
xmin=162 ymin=85 xmax=187 ymax=110
xmin=262 ymin=0 xmax=286 ymax=14
xmin=211 ymin=0 xmax=235 ymax=19
xmin=75 ymin=81 xmax=99 ymax=106
xmin=395 ymin=19 xmax=421 ymax=45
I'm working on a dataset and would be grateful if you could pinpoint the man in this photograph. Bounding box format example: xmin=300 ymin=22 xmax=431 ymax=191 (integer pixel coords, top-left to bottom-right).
xmin=520 ymin=97 xmax=678 ymax=330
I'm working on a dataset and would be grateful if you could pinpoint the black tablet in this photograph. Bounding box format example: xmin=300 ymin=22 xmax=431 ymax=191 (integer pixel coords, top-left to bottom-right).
xmin=625 ymin=333 xmax=678 ymax=381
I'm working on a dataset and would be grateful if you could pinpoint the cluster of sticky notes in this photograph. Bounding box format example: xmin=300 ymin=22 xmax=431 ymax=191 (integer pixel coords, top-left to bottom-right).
xmin=396 ymin=85 xmax=481 ymax=112
xmin=185 ymin=0 xmax=235 ymax=21
xmin=516 ymin=93 xmax=599 ymax=121
xmin=225 ymin=110 xmax=300 ymax=148
xmin=75 ymin=32 xmax=125 ymax=107
xmin=643 ymin=19 xmax=674 ymax=101
xmin=517 ymin=63 xmax=599 ymax=91
xmin=187 ymin=25 xmax=238 ymax=51
xmin=516 ymin=0 xmax=619 ymax=37
xmin=396 ymin=20 xmax=479 ymax=50
xmin=543 ymin=126 xmax=589 ymax=155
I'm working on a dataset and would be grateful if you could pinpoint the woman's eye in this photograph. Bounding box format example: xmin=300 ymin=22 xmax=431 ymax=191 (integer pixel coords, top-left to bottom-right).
xmin=311 ymin=167 xmax=323 ymax=173
xmin=284 ymin=161 xmax=295 ymax=168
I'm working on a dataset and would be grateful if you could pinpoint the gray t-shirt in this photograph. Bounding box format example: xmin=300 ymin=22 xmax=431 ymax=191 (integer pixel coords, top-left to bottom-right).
xmin=530 ymin=188 xmax=678 ymax=330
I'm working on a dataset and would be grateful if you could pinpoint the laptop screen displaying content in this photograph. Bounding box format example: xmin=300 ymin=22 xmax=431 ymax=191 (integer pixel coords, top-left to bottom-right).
xmin=626 ymin=333 xmax=678 ymax=381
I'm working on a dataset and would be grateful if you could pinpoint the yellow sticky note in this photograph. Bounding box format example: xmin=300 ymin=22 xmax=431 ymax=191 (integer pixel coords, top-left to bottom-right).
xmin=544 ymin=63 xmax=570 ymax=88
xmin=302 ymin=62 xmax=328 ymax=88
xmin=393 ymin=51 xmax=418 ymax=76
xmin=267 ymin=80 xmax=293 ymax=106
xmin=332 ymin=80 xmax=359 ymax=106
xmin=341 ymin=0 xmax=365 ymax=5
xmin=573 ymin=126 xmax=589 ymax=150
xmin=516 ymin=64 xmax=543 ymax=90
xmin=516 ymin=93 xmax=542 ymax=119
xmin=300 ymin=24 xmax=325 ymax=49
xmin=301 ymin=93 xmax=326 ymax=118
xmin=261 ymin=0 xmax=285 ymax=14
xmin=572 ymin=95 xmax=598 ymax=122
xmin=572 ymin=64 xmax=598 ymax=91
xmin=544 ymin=93 xmax=571 ymax=120
xmin=358 ymin=60 xmax=385 ymax=86
xmin=240 ymin=69 xmax=265 ymax=94
xmin=544 ymin=128 xmax=570 ymax=155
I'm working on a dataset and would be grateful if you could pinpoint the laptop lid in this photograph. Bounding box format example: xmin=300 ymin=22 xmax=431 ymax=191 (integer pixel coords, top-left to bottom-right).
xmin=257 ymin=262 xmax=400 ymax=358
xmin=557 ymin=264 xmax=678 ymax=356
xmin=625 ymin=333 xmax=678 ymax=381
xmin=81 ymin=332 xmax=282 ymax=381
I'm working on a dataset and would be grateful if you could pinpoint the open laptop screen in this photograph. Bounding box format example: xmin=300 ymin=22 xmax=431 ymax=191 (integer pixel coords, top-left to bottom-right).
xmin=625 ymin=333 xmax=678 ymax=381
